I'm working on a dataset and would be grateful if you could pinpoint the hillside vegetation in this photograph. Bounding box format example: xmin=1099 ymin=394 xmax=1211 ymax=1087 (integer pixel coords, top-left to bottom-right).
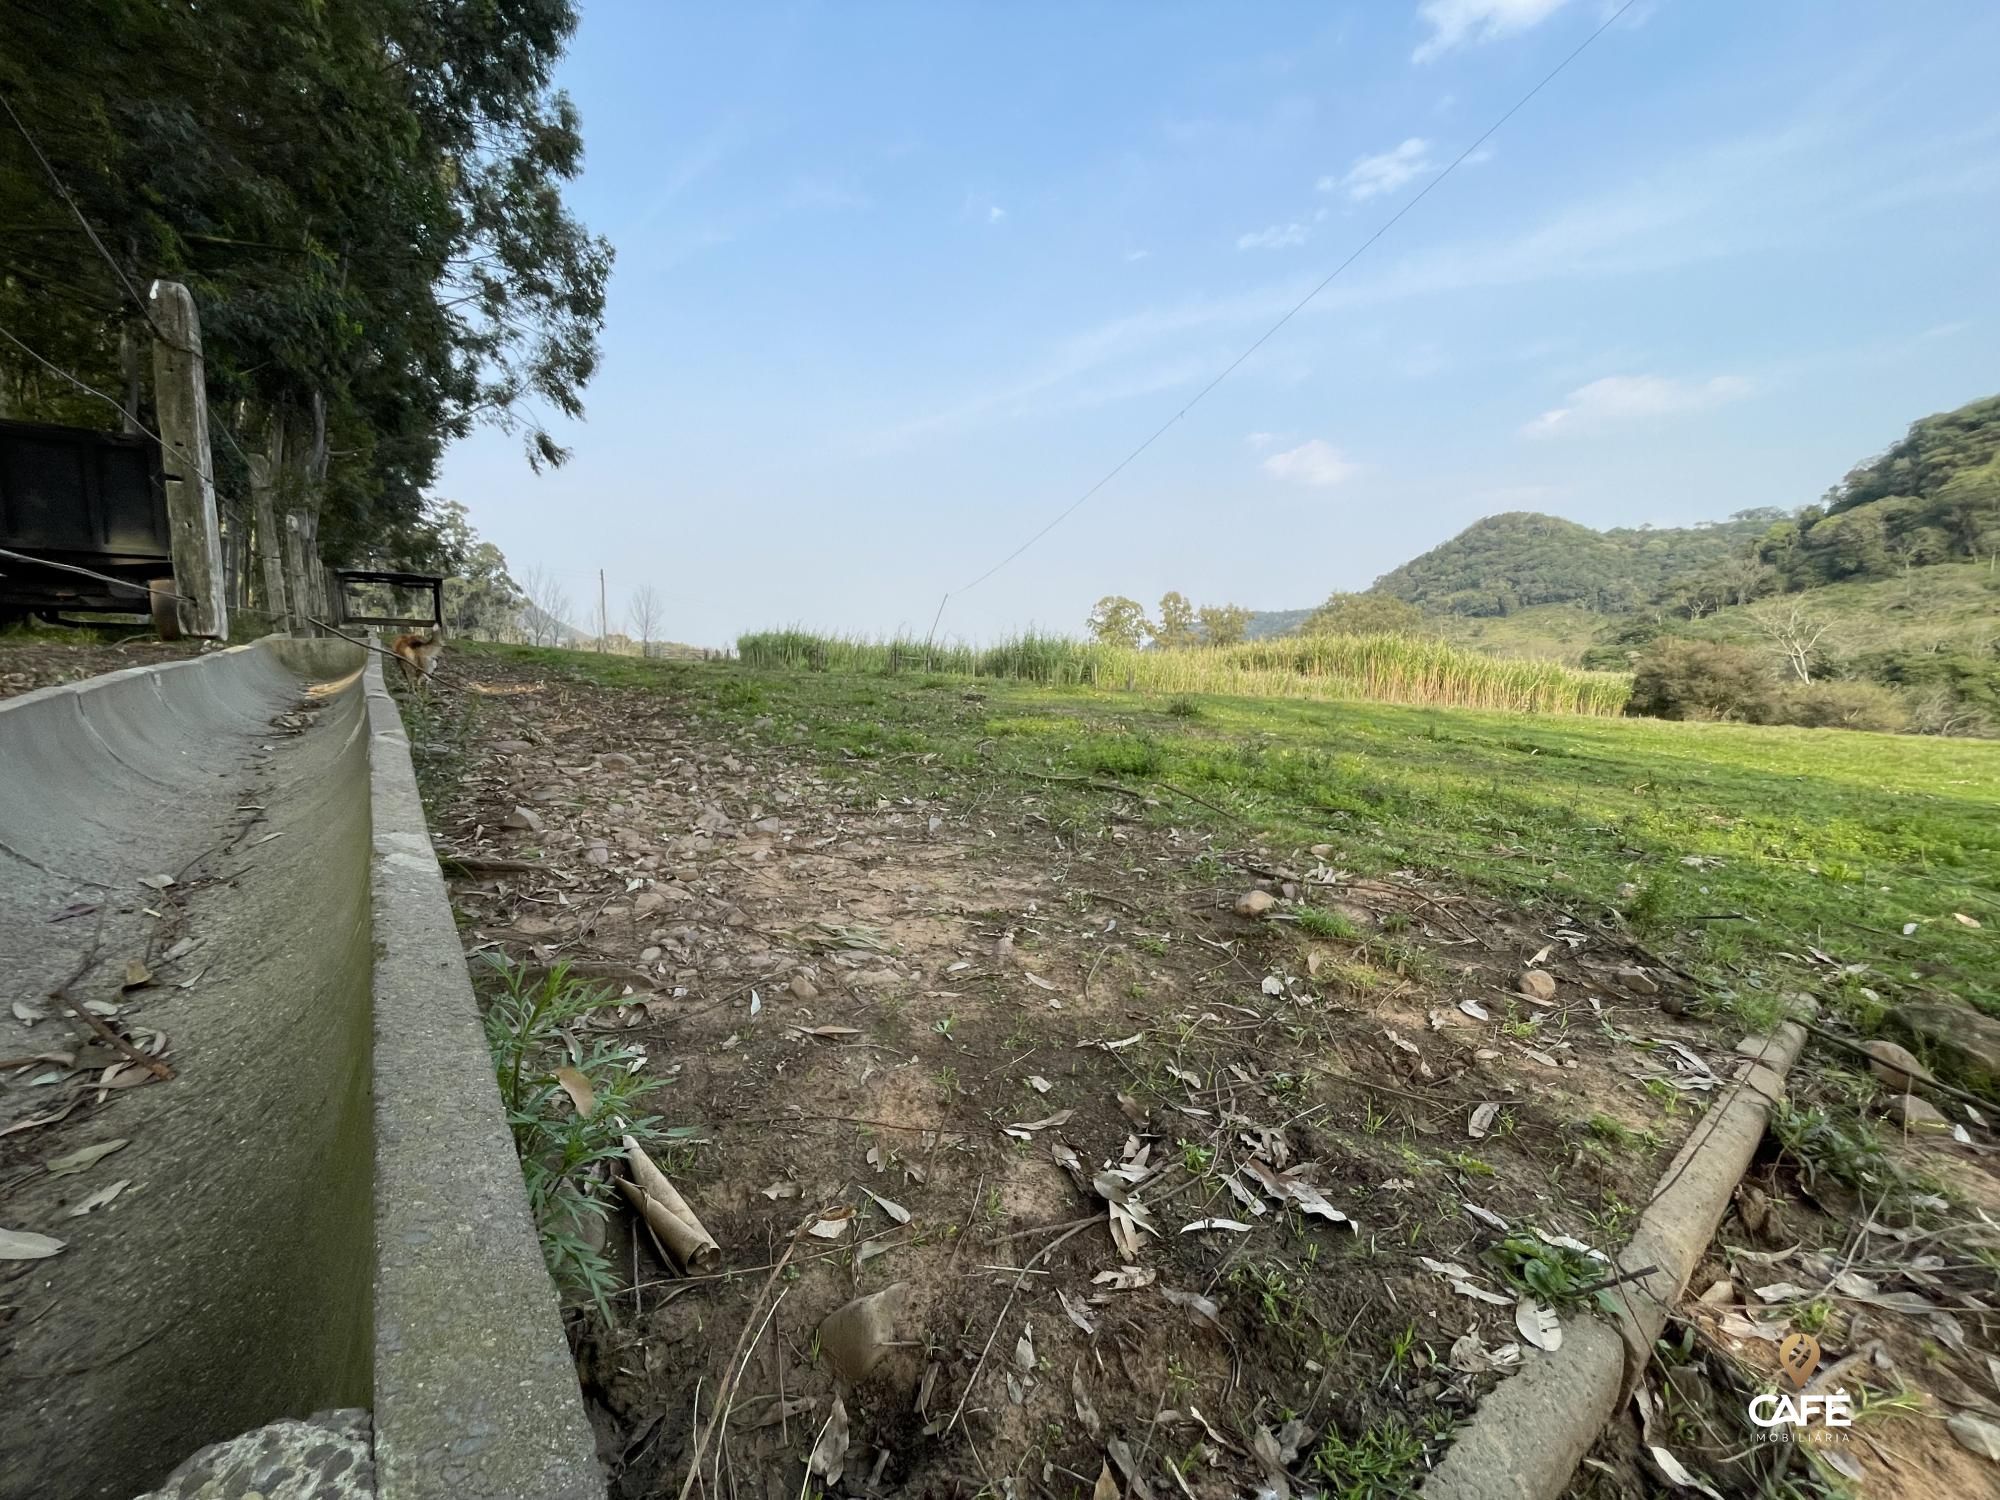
xmin=1237 ymin=392 xmax=2000 ymax=734
xmin=1371 ymin=510 xmax=1781 ymax=617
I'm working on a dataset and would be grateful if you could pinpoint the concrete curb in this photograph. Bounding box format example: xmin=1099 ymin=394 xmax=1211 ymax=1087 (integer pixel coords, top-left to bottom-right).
xmin=360 ymin=652 xmax=603 ymax=1499
xmin=1423 ymin=1013 xmax=1814 ymax=1500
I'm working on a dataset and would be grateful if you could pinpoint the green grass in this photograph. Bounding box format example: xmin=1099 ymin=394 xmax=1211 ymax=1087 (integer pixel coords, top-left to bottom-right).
xmin=457 ymin=642 xmax=2000 ymax=1034
xmin=738 ymin=627 xmax=1631 ymax=716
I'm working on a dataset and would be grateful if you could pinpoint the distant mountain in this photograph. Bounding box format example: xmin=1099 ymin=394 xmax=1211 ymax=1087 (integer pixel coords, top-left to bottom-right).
xmin=1244 ymin=608 xmax=1313 ymax=640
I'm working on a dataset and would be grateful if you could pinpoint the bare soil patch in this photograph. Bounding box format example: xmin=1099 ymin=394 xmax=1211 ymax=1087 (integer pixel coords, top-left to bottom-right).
xmin=0 ymin=633 xmax=208 ymax=701
xmin=409 ymin=651 xmax=1806 ymax=1499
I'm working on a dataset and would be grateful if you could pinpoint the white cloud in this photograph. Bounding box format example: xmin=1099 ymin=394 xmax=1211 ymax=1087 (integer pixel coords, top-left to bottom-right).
xmin=1413 ymin=0 xmax=1575 ymax=63
xmin=1124 ymin=248 xmax=1151 ymax=262
xmin=1334 ymin=138 xmax=1433 ymax=201
xmin=1262 ymin=439 xmax=1356 ymax=486
xmin=1522 ymin=373 xmax=1753 ymax=437
xmin=988 ymin=204 xmax=1007 ymax=223
xmin=1245 ymin=431 xmax=1277 ymax=450
xmin=1237 ymin=223 xmax=1310 ymax=251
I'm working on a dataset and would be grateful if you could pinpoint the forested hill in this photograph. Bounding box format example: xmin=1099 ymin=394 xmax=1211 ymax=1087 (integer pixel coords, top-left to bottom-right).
xmin=1370 ymin=510 xmax=1780 ymax=617
xmin=1364 ymin=392 xmax=1999 ymax=620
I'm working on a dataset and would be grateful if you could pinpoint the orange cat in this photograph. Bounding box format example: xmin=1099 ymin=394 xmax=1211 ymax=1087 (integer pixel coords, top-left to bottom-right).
xmin=391 ymin=630 xmax=443 ymax=688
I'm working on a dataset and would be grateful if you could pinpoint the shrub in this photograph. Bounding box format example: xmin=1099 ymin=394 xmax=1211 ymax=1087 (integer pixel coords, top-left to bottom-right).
xmin=1773 ymin=680 xmax=1910 ymax=733
xmin=1627 ymin=638 xmax=1774 ymax=722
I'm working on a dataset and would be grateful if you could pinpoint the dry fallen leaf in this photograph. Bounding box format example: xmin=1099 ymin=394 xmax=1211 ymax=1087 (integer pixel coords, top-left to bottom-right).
xmin=66 ymin=1179 xmax=129 ymax=1217
xmin=1516 ymin=1296 xmax=1563 ymax=1351
xmin=121 ymin=959 xmax=154 ymax=990
xmin=44 ymin=1139 xmax=128 ymax=1177
xmin=1468 ymin=1102 xmax=1499 ymax=1139
xmin=1006 ymin=1109 xmax=1075 ymax=1133
xmin=760 ymin=1181 xmax=799 ymax=1200
xmin=0 ymin=1228 xmax=67 ymax=1260
xmin=1452 ymin=1280 xmax=1514 ymax=1307
xmin=809 ymin=1207 xmax=856 ymax=1240
xmin=552 ymin=1065 xmax=596 ymax=1116
xmin=1092 ymin=1265 xmax=1156 ymax=1290
xmin=809 ymin=1393 xmax=850 ymax=1485
xmin=1954 ymin=912 xmax=1982 ymax=929
xmin=1093 ymin=1460 xmax=1121 ymax=1500
xmin=1180 ymin=1218 xmax=1253 ymax=1235
xmin=1159 ymin=1285 xmax=1224 ymax=1332
xmin=1059 ymin=1289 xmax=1097 ymax=1336
xmin=862 ymin=1187 xmax=911 ymax=1225
xmin=1027 ymin=1074 xmax=1053 ymax=1093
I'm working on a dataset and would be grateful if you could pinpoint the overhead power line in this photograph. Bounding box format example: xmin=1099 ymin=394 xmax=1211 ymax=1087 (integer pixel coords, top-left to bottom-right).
xmin=930 ymin=0 xmax=1643 ymax=642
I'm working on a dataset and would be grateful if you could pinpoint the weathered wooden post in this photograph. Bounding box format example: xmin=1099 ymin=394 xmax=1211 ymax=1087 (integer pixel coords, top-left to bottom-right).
xmin=146 ymin=280 xmax=228 ymax=639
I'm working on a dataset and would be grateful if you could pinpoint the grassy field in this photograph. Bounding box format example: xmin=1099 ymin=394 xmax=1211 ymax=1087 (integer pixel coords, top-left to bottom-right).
xmin=469 ymin=641 xmax=1999 ymax=1032
xmin=739 ymin=627 xmax=1632 ymax=715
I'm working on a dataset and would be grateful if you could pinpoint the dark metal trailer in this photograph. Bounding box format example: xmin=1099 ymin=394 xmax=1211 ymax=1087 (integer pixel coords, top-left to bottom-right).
xmin=0 ymin=416 xmax=180 ymax=635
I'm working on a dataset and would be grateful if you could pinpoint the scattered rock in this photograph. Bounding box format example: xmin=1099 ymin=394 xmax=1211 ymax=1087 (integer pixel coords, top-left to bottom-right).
xmin=135 ymin=1409 xmax=373 ymax=1500
xmin=1883 ymin=1094 xmax=1950 ymax=1132
xmin=639 ymin=946 xmax=662 ymax=963
xmin=752 ymin=816 xmax=785 ymax=834
xmin=1616 ymin=882 xmax=1640 ymax=903
xmin=491 ymin=739 xmax=534 ymax=755
xmin=635 ymin=889 xmax=683 ymax=915
xmin=1888 ymin=1000 xmax=2000 ymax=1095
xmin=1862 ymin=1038 xmax=1937 ymax=1093
xmin=1309 ymin=843 xmax=1336 ymax=859
xmin=1518 ymin=969 xmax=1558 ymax=1003
xmin=790 ymin=975 xmax=819 ymax=1001
xmin=502 ymin=805 xmax=543 ymax=833
xmin=1235 ymin=890 xmax=1276 ymax=918
xmin=584 ymin=845 xmax=610 ymax=866
xmin=510 ymin=916 xmax=558 ymax=938
xmin=1615 ymin=966 xmax=1660 ymax=996
xmin=599 ymin=752 xmax=636 ymax=771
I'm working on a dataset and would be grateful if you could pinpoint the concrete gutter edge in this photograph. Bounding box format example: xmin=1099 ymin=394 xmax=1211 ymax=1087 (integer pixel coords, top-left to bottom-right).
xmin=1423 ymin=1009 xmax=1816 ymax=1500
xmin=361 ymin=653 xmax=604 ymax=1499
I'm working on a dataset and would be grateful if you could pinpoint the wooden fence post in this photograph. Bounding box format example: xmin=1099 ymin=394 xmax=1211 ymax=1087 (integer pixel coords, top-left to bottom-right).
xmin=146 ymin=279 xmax=228 ymax=639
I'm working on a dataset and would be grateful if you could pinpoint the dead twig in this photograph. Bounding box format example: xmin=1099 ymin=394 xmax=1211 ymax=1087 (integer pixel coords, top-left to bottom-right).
xmin=675 ymin=1215 xmax=812 ymax=1500
xmin=52 ymin=989 xmax=173 ymax=1082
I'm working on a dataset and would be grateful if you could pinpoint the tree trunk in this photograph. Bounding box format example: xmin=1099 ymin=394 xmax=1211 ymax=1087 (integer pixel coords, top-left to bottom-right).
xmin=248 ymin=418 xmax=291 ymax=630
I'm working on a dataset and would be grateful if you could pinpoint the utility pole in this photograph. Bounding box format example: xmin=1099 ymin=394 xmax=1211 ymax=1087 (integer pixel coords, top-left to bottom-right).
xmin=147 ymin=279 xmax=228 ymax=639
xmin=598 ymin=569 xmax=607 ymax=652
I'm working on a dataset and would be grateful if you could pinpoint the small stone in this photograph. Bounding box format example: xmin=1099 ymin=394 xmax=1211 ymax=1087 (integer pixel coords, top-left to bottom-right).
xmin=790 ymin=975 xmax=820 ymax=1001
xmin=752 ymin=817 xmax=785 ymax=834
xmin=1615 ymin=967 xmax=1660 ymax=996
xmin=1615 ymin=882 xmax=1640 ymax=902
xmin=724 ymin=908 xmax=748 ymax=928
xmin=510 ymin=916 xmax=557 ymax=938
xmin=1518 ymin=970 xmax=1558 ymax=1003
xmin=1883 ymin=1094 xmax=1950 ymax=1132
xmin=584 ymin=845 xmax=610 ymax=866
xmin=1309 ymin=844 xmax=1336 ymax=859
xmin=1235 ymin=890 xmax=1276 ymax=918
xmin=639 ymin=946 xmax=662 ymax=963
xmin=634 ymin=890 xmax=673 ymax=915
xmin=502 ymin=805 xmax=543 ymax=833
xmin=1864 ymin=1039 xmax=1936 ymax=1092
xmin=491 ymin=739 xmax=534 ymax=755
xmin=600 ymin=752 xmax=636 ymax=770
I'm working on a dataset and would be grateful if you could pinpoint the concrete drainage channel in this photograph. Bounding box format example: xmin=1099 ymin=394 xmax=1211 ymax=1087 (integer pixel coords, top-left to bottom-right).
xmin=0 ymin=639 xmax=599 ymax=1500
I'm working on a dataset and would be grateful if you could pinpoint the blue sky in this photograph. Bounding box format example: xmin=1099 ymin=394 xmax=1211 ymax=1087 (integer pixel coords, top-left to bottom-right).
xmin=438 ymin=0 xmax=2000 ymax=647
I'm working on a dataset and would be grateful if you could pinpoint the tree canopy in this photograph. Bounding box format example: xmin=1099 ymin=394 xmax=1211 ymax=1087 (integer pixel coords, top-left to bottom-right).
xmin=0 ymin=0 xmax=610 ymax=570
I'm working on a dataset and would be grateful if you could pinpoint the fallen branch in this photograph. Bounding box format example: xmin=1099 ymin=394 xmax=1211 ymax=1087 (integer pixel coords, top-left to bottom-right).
xmin=53 ymin=989 xmax=173 ymax=1083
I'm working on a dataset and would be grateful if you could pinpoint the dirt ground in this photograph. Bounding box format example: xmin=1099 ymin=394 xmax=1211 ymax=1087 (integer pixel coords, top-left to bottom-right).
xmin=402 ymin=648 xmax=1917 ymax=1500
xmin=0 ymin=632 xmax=207 ymax=700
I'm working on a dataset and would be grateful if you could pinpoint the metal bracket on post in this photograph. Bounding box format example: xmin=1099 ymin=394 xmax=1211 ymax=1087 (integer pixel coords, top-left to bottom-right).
xmin=146 ymin=279 xmax=228 ymax=640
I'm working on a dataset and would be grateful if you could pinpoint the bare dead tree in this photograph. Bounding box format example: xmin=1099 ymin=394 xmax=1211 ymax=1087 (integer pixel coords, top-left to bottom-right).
xmin=518 ymin=564 xmax=573 ymax=648
xmin=628 ymin=584 xmax=664 ymax=659
xmin=1746 ymin=597 xmax=1834 ymax=684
